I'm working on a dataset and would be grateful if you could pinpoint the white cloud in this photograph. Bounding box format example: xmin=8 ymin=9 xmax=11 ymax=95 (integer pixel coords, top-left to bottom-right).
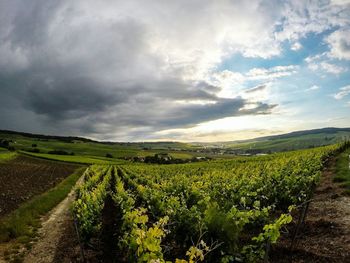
xmin=308 ymin=61 xmax=347 ymax=74
xmin=305 ymin=53 xmax=326 ymax=63
xmin=334 ymin=85 xmax=350 ymax=99
xmin=326 ymin=29 xmax=350 ymax=60
xmin=305 ymin=50 xmax=348 ymax=75
xmin=291 ymin=42 xmax=302 ymax=51
xmin=275 ymin=1 xmax=350 ymax=42
xmin=245 ymin=65 xmax=299 ymax=80
xmin=211 ymin=70 xmax=245 ymax=86
xmin=307 ymin=85 xmax=320 ymax=91
xmin=307 ymin=63 xmax=319 ymax=71
xmin=331 ymin=0 xmax=350 ymax=5
xmin=321 ymin=62 xmax=347 ymax=74
xmin=210 ymin=65 xmax=297 ymax=94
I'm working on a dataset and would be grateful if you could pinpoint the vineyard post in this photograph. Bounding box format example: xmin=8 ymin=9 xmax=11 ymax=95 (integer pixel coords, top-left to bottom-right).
xmin=301 ymin=199 xmax=311 ymax=225
xmin=290 ymin=201 xmax=307 ymax=251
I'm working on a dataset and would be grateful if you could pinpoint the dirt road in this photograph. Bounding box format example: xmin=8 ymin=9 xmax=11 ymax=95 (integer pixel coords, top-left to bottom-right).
xmin=272 ymin=160 xmax=350 ymax=262
xmin=23 ymin=175 xmax=84 ymax=263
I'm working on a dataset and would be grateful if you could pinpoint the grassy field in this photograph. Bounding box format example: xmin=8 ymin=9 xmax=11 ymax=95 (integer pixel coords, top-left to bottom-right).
xmin=20 ymin=151 xmax=130 ymax=165
xmin=334 ymin=147 xmax=350 ymax=194
xmin=0 ymin=151 xmax=17 ymax=162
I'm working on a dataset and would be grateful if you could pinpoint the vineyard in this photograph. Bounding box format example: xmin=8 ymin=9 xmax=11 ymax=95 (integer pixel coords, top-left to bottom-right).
xmin=72 ymin=144 xmax=346 ymax=263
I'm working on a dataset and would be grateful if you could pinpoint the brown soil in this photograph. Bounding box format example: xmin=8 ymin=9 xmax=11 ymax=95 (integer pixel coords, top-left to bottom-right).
xmin=0 ymin=155 xmax=79 ymax=217
xmin=271 ymin=159 xmax=350 ymax=262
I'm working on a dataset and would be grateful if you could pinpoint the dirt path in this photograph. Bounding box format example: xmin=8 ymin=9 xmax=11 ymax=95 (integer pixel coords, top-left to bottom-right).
xmin=272 ymin=159 xmax=350 ymax=262
xmin=294 ymin=162 xmax=350 ymax=262
xmin=22 ymin=175 xmax=85 ymax=263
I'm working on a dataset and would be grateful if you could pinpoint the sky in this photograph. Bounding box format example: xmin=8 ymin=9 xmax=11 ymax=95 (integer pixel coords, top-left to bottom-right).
xmin=0 ymin=0 xmax=349 ymax=142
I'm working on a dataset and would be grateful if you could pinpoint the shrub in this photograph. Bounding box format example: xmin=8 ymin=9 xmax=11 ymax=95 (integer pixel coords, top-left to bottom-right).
xmin=106 ymin=153 xmax=113 ymax=158
xmin=7 ymin=146 xmax=15 ymax=151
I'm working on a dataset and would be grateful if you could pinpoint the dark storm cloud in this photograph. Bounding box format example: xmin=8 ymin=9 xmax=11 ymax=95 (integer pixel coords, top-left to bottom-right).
xmin=24 ymin=77 xmax=127 ymax=119
xmin=158 ymin=98 xmax=274 ymax=127
xmin=0 ymin=0 xmax=279 ymax=140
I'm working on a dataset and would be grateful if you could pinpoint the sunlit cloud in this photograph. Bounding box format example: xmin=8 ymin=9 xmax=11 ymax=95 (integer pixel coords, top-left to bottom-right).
xmin=334 ymin=85 xmax=350 ymax=100
xmin=326 ymin=29 xmax=350 ymax=60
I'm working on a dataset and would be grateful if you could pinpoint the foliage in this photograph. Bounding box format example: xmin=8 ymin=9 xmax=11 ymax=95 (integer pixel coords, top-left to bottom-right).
xmin=72 ymin=144 xmax=344 ymax=262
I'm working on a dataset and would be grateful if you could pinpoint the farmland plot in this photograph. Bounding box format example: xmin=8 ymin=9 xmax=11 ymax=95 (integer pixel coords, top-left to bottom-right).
xmin=0 ymin=155 xmax=80 ymax=217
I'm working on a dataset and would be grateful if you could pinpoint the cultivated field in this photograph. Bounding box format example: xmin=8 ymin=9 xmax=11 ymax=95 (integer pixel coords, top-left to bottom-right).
xmin=0 ymin=156 xmax=79 ymax=217
xmin=72 ymin=144 xmax=348 ymax=262
xmin=0 ymin=139 xmax=349 ymax=263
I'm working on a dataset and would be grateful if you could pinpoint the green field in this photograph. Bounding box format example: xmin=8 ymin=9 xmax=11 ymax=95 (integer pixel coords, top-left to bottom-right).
xmin=0 ymin=131 xmax=195 ymax=163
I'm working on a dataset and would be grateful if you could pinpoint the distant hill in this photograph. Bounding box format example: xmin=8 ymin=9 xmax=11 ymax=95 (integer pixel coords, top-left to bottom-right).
xmin=249 ymin=127 xmax=350 ymax=141
xmin=0 ymin=129 xmax=191 ymax=151
xmin=1 ymin=127 xmax=349 ymax=155
xmin=218 ymin=127 xmax=350 ymax=153
xmin=0 ymin=129 xmax=96 ymax=143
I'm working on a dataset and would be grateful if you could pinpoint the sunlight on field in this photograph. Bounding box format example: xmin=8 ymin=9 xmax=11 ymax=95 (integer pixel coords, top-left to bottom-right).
xmin=0 ymin=152 xmax=16 ymax=162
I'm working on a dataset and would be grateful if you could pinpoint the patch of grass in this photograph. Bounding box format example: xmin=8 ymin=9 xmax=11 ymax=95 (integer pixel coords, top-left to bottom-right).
xmin=334 ymin=148 xmax=350 ymax=193
xmin=20 ymin=151 xmax=128 ymax=164
xmin=0 ymin=167 xmax=85 ymax=242
xmin=0 ymin=151 xmax=17 ymax=162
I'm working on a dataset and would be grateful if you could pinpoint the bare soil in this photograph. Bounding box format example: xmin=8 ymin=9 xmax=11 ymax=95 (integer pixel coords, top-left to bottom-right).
xmin=0 ymin=155 xmax=79 ymax=217
xmin=271 ymin=159 xmax=350 ymax=262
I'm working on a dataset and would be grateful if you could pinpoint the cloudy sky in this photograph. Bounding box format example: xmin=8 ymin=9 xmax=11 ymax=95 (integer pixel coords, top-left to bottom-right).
xmin=0 ymin=0 xmax=349 ymax=141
